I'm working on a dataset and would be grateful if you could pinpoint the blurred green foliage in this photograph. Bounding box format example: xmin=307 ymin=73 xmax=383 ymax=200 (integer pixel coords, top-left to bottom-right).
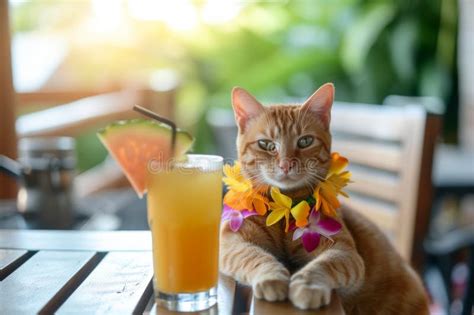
xmin=12 ymin=0 xmax=458 ymax=169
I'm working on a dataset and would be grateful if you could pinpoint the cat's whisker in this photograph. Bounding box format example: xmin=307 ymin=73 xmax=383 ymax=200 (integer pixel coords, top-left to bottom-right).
xmin=307 ymin=172 xmax=326 ymax=182
xmin=245 ymin=174 xmax=269 ymax=191
xmin=246 ymin=173 xmax=264 ymax=182
xmin=302 ymin=178 xmax=316 ymax=194
xmin=308 ymin=173 xmax=348 ymax=190
xmin=306 ymin=169 xmax=327 ymax=176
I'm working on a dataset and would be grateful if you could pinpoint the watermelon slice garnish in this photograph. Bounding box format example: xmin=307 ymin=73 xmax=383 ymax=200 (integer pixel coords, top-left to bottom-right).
xmin=97 ymin=119 xmax=194 ymax=198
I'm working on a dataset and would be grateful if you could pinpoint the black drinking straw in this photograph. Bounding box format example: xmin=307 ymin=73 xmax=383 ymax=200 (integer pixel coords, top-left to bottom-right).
xmin=133 ymin=105 xmax=177 ymax=156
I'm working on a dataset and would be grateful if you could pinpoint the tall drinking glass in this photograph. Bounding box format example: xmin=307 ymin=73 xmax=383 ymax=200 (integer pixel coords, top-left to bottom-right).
xmin=147 ymin=154 xmax=223 ymax=312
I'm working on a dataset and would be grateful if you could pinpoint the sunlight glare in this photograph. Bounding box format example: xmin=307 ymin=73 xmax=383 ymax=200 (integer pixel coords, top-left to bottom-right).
xmin=90 ymin=0 xmax=124 ymax=34
xmin=128 ymin=0 xmax=198 ymax=32
xmin=202 ymin=0 xmax=242 ymax=25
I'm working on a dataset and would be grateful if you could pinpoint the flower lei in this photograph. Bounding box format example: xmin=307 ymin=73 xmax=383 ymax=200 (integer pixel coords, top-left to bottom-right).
xmin=222 ymin=153 xmax=351 ymax=252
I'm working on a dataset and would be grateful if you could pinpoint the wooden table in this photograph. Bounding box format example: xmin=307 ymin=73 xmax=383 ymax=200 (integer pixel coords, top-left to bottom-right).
xmin=0 ymin=230 xmax=345 ymax=314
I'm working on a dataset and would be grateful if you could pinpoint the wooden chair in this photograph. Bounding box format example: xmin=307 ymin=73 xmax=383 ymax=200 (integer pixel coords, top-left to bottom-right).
xmin=331 ymin=102 xmax=441 ymax=269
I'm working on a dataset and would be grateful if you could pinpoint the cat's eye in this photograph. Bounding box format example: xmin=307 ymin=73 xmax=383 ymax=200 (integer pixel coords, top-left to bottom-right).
xmin=258 ymin=139 xmax=276 ymax=152
xmin=297 ymin=136 xmax=314 ymax=149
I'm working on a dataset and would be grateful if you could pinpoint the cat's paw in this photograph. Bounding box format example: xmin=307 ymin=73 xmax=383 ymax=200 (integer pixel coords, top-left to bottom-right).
xmin=252 ymin=270 xmax=290 ymax=302
xmin=289 ymin=279 xmax=331 ymax=310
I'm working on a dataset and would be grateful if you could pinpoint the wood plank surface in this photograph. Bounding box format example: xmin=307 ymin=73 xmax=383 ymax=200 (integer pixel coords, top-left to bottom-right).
xmin=0 ymin=230 xmax=152 ymax=251
xmin=0 ymin=249 xmax=28 ymax=271
xmin=251 ymin=291 xmax=345 ymax=315
xmin=0 ymin=251 xmax=98 ymax=314
xmin=58 ymin=251 xmax=153 ymax=314
xmin=0 ymin=249 xmax=30 ymax=280
xmin=148 ymin=275 xmax=236 ymax=315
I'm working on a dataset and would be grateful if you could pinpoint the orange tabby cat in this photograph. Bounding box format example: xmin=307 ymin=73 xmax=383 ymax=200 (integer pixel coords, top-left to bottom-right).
xmin=219 ymin=83 xmax=429 ymax=314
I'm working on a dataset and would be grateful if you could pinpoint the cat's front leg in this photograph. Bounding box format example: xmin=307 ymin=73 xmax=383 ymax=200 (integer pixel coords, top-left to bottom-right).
xmin=220 ymin=225 xmax=290 ymax=302
xmin=289 ymin=245 xmax=364 ymax=310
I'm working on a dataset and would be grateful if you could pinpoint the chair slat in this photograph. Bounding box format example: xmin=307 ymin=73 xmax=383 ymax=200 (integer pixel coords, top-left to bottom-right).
xmin=58 ymin=251 xmax=153 ymax=314
xmin=0 ymin=249 xmax=30 ymax=280
xmin=342 ymin=195 xmax=398 ymax=233
xmin=346 ymin=166 xmax=400 ymax=203
xmin=332 ymin=102 xmax=413 ymax=141
xmin=396 ymin=110 xmax=427 ymax=261
xmin=0 ymin=251 xmax=97 ymax=313
xmin=250 ymin=291 xmax=346 ymax=315
xmin=332 ymin=139 xmax=402 ymax=172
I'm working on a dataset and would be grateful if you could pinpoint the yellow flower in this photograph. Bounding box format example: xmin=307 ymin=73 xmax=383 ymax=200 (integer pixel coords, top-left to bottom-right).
xmin=266 ymin=187 xmax=310 ymax=232
xmin=291 ymin=201 xmax=311 ymax=227
xmin=223 ymin=162 xmax=269 ymax=215
xmin=314 ymin=153 xmax=351 ymax=217
xmin=222 ymin=162 xmax=249 ymax=192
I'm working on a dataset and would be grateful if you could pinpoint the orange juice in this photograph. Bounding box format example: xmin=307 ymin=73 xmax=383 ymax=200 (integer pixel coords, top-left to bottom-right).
xmin=147 ymin=155 xmax=222 ymax=295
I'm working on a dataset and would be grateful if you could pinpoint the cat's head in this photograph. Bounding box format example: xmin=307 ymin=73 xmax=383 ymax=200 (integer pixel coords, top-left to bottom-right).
xmin=232 ymin=83 xmax=334 ymax=195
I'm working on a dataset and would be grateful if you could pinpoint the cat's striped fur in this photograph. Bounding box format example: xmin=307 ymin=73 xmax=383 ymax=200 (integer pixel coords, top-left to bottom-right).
xmin=219 ymin=84 xmax=429 ymax=314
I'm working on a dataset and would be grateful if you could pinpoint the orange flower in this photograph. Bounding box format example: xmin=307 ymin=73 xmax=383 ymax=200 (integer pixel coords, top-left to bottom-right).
xmin=327 ymin=152 xmax=349 ymax=176
xmin=223 ymin=162 xmax=269 ymax=215
xmin=313 ymin=153 xmax=351 ymax=217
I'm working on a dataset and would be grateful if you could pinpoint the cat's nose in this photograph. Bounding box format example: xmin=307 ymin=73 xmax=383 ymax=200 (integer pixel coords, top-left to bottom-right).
xmin=278 ymin=160 xmax=292 ymax=174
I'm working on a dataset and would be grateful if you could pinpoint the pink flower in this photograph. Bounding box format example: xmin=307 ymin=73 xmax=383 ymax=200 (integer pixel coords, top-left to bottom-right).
xmin=292 ymin=210 xmax=342 ymax=252
xmin=222 ymin=204 xmax=258 ymax=232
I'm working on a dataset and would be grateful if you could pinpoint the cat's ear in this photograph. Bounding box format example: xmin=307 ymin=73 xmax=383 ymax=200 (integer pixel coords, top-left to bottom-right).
xmin=231 ymin=87 xmax=264 ymax=131
xmin=301 ymin=83 xmax=334 ymax=129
